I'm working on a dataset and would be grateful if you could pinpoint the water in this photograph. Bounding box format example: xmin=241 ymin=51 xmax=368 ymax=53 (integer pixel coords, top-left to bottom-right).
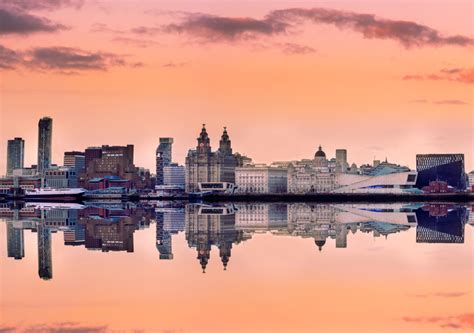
xmin=1 ymin=202 xmax=473 ymax=333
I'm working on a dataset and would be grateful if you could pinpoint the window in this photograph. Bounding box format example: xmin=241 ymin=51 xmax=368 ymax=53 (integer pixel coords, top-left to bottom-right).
xmin=407 ymin=174 xmax=416 ymax=182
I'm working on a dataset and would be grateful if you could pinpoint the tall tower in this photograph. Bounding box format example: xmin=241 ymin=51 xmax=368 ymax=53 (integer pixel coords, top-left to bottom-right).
xmin=156 ymin=138 xmax=173 ymax=185
xmin=218 ymin=127 xmax=232 ymax=155
xmin=6 ymin=137 xmax=24 ymax=176
xmin=197 ymin=124 xmax=211 ymax=153
xmin=335 ymin=149 xmax=348 ymax=173
xmin=37 ymin=117 xmax=53 ymax=174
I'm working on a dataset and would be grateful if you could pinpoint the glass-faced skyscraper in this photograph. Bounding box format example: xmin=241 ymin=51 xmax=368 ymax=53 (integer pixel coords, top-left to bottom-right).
xmin=6 ymin=137 xmax=24 ymax=176
xmin=156 ymin=138 xmax=173 ymax=185
xmin=37 ymin=117 xmax=53 ymax=174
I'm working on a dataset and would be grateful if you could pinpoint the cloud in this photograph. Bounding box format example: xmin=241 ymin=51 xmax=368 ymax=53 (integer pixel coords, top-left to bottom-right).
xmin=159 ymin=8 xmax=473 ymax=47
xmin=412 ymin=291 xmax=469 ymax=298
xmin=90 ymin=23 xmax=125 ymax=34
xmin=0 ymin=326 xmax=16 ymax=333
xmin=0 ymin=45 xmax=143 ymax=73
xmin=403 ymin=68 xmax=474 ymax=84
xmin=2 ymin=0 xmax=84 ymax=11
xmin=434 ymin=100 xmax=469 ymax=105
xmin=0 ymin=7 xmax=67 ymax=35
xmin=401 ymin=313 xmax=474 ymax=330
xmin=162 ymin=61 xmax=187 ymax=68
xmin=111 ymin=36 xmax=160 ymax=48
xmin=279 ymin=42 xmax=316 ymax=55
xmin=162 ymin=13 xmax=289 ymax=41
xmin=131 ymin=26 xmax=162 ymax=35
xmin=22 ymin=322 xmax=107 ymax=333
xmin=0 ymin=44 xmax=21 ymax=69
xmin=268 ymin=8 xmax=473 ymax=48
xmin=24 ymin=47 xmax=131 ymax=72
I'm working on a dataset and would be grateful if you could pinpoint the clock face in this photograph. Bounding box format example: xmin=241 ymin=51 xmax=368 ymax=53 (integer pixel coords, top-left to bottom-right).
xmin=199 ymin=143 xmax=204 ymax=147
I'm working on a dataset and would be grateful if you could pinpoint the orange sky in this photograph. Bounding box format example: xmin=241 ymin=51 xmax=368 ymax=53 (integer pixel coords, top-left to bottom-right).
xmin=0 ymin=0 xmax=473 ymax=174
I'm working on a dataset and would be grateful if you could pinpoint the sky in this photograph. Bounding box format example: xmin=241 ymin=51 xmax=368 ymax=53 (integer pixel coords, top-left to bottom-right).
xmin=0 ymin=0 xmax=473 ymax=175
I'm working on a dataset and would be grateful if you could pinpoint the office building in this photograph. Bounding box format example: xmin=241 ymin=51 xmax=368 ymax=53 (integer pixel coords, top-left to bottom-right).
xmin=37 ymin=117 xmax=53 ymax=174
xmin=156 ymin=138 xmax=173 ymax=185
xmin=6 ymin=137 xmax=24 ymax=176
xmin=44 ymin=167 xmax=77 ymax=188
xmin=82 ymin=145 xmax=149 ymax=189
xmin=64 ymin=151 xmax=85 ymax=173
xmin=416 ymin=154 xmax=466 ymax=190
xmin=235 ymin=165 xmax=288 ymax=193
xmin=163 ymin=163 xmax=185 ymax=186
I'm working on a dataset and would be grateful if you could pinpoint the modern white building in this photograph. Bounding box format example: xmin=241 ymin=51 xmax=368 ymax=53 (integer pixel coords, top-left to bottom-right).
xmin=333 ymin=172 xmax=419 ymax=194
xmin=235 ymin=165 xmax=288 ymax=193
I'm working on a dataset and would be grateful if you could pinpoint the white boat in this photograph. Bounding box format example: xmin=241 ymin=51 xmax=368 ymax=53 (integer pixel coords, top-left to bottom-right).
xmin=24 ymin=188 xmax=86 ymax=201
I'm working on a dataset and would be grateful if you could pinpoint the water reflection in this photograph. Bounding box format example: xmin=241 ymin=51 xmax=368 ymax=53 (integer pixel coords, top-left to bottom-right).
xmin=1 ymin=201 xmax=472 ymax=280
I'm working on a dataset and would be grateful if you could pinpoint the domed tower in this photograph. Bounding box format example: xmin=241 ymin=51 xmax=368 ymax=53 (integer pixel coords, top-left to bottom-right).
xmin=314 ymin=145 xmax=328 ymax=168
xmin=197 ymin=124 xmax=211 ymax=153
xmin=218 ymin=126 xmax=232 ymax=155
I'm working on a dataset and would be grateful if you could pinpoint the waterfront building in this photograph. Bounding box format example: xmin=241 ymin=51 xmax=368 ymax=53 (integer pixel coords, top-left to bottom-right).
xmin=468 ymin=171 xmax=474 ymax=191
xmin=288 ymin=146 xmax=336 ymax=193
xmin=63 ymin=151 xmax=85 ymax=173
xmin=82 ymin=145 xmax=149 ymax=189
xmin=12 ymin=167 xmax=36 ymax=177
xmin=6 ymin=137 xmax=25 ymax=176
xmin=416 ymin=154 xmax=466 ymax=190
xmin=185 ymin=125 xmax=247 ymax=193
xmin=156 ymin=138 xmax=174 ymax=185
xmin=37 ymin=117 xmax=53 ymax=174
xmin=0 ymin=177 xmax=41 ymax=194
xmin=163 ymin=163 xmax=185 ymax=186
xmin=333 ymin=171 xmax=418 ymax=193
xmin=44 ymin=167 xmax=77 ymax=188
xmin=235 ymin=165 xmax=288 ymax=193
xmin=37 ymin=222 xmax=53 ymax=280
xmin=335 ymin=149 xmax=349 ymax=173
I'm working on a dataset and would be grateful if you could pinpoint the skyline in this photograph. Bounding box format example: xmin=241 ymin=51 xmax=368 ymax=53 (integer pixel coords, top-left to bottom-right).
xmin=1 ymin=117 xmax=471 ymax=177
xmin=1 ymin=0 xmax=473 ymax=175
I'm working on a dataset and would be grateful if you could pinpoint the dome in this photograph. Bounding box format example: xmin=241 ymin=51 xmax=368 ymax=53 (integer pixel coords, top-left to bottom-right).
xmin=315 ymin=239 xmax=326 ymax=251
xmin=315 ymin=145 xmax=326 ymax=158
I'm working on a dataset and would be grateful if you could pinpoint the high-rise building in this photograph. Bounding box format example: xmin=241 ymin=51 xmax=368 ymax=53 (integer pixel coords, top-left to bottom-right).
xmin=6 ymin=222 xmax=24 ymax=260
xmin=37 ymin=117 xmax=53 ymax=174
xmin=6 ymin=137 xmax=25 ymax=176
xmin=416 ymin=154 xmax=466 ymax=190
xmin=64 ymin=151 xmax=85 ymax=173
xmin=37 ymin=223 xmax=53 ymax=280
xmin=156 ymin=138 xmax=173 ymax=185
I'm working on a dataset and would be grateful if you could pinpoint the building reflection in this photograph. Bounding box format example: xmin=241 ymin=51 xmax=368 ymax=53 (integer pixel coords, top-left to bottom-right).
xmin=1 ymin=201 xmax=472 ymax=279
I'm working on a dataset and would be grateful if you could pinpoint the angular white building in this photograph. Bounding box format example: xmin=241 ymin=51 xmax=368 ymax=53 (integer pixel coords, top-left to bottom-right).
xmin=235 ymin=165 xmax=288 ymax=193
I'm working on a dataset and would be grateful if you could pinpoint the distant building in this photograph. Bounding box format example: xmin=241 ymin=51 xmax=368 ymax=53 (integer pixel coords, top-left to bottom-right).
xmin=288 ymin=146 xmax=336 ymax=193
xmin=185 ymin=125 xmax=247 ymax=192
xmin=163 ymin=163 xmax=185 ymax=186
xmin=0 ymin=177 xmax=41 ymax=194
xmin=44 ymin=167 xmax=77 ymax=188
xmin=236 ymin=165 xmax=288 ymax=193
xmin=6 ymin=137 xmax=24 ymax=176
xmin=12 ymin=167 xmax=36 ymax=177
xmin=335 ymin=149 xmax=349 ymax=173
xmin=288 ymin=146 xmax=417 ymax=194
xmin=416 ymin=154 xmax=466 ymax=190
xmin=468 ymin=171 xmax=474 ymax=191
xmin=156 ymin=138 xmax=173 ymax=185
xmin=63 ymin=151 xmax=85 ymax=173
xmin=82 ymin=145 xmax=149 ymax=189
xmin=37 ymin=117 xmax=53 ymax=174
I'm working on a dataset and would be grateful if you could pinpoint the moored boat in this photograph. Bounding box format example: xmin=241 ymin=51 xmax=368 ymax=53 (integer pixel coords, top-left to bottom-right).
xmin=24 ymin=188 xmax=85 ymax=201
